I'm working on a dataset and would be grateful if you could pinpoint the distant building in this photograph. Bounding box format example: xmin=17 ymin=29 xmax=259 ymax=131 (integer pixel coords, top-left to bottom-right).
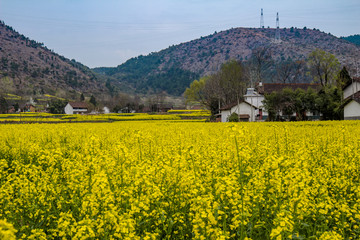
xmin=103 ymin=106 xmax=110 ymax=114
xmin=64 ymin=102 xmax=88 ymax=115
xmin=220 ymin=101 xmax=258 ymax=122
xmin=219 ymin=83 xmax=321 ymax=122
xmin=343 ymin=77 xmax=360 ymax=120
xmin=23 ymin=104 xmax=36 ymax=112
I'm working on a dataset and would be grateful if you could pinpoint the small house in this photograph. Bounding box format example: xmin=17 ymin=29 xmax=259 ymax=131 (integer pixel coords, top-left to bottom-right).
xmin=220 ymin=101 xmax=258 ymax=122
xmin=64 ymin=102 xmax=88 ymax=115
xmin=219 ymin=83 xmax=321 ymax=122
xmin=103 ymin=106 xmax=110 ymax=114
xmin=23 ymin=104 xmax=36 ymax=112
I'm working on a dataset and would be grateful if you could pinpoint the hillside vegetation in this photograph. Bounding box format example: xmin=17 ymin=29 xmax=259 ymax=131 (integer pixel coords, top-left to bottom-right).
xmin=341 ymin=34 xmax=360 ymax=46
xmin=0 ymin=21 xmax=115 ymax=99
xmin=94 ymin=27 xmax=360 ymax=96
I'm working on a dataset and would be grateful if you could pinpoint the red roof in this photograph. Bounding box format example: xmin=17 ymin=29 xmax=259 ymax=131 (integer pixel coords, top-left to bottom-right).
xmin=69 ymin=102 xmax=88 ymax=109
xmin=258 ymin=83 xmax=321 ymax=94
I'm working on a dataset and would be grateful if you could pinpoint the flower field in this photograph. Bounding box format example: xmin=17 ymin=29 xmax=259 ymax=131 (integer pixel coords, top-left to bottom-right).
xmin=0 ymin=121 xmax=359 ymax=239
xmin=0 ymin=111 xmax=209 ymax=123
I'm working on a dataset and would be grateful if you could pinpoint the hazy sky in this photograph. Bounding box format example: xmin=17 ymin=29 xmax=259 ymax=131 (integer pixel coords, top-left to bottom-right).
xmin=1 ymin=0 xmax=359 ymax=68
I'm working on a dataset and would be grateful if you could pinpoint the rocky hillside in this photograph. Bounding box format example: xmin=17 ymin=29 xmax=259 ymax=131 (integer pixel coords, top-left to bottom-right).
xmin=0 ymin=21 xmax=112 ymax=99
xmin=94 ymin=27 xmax=360 ymax=96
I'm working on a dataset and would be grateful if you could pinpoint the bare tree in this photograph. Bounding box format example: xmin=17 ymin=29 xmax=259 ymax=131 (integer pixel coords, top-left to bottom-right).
xmin=250 ymin=46 xmax=273 ymax=84
xmin=276 ymin=60 xmax=294 ymax=83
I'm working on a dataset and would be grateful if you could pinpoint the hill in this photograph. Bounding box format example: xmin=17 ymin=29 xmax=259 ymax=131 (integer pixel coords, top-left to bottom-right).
xmin=0 ymin=20 xmax=115 ymax=100
xmin=94 ymin=27 xmax=360 ymax=96
xmin=341 ymin=34 xmax=360 ymax=46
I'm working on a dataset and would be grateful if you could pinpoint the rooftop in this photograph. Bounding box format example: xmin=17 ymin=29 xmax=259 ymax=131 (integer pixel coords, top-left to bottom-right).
xmin=68 ymin=102 xmax=88 ymax=109
xmin=258 ymin=83 xmax=322 ymax=94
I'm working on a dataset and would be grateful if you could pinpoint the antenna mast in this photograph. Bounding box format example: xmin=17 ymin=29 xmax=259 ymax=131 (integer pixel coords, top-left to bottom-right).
xmin=260 ymin=9 xmax=264 ymax=28
xmin=275 ymin=12 xmax=281 ymax=43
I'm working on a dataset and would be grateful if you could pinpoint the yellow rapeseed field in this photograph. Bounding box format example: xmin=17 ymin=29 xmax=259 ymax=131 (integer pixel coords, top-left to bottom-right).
xmin=0 ymin=121 xmax=359 ymax=239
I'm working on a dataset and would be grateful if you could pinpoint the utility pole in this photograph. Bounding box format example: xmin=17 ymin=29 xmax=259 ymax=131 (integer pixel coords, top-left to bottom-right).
xmin=275 ymin=12 xmax=281 ymax=43
xmin=260 ymin=9 xmax=264 ymax=28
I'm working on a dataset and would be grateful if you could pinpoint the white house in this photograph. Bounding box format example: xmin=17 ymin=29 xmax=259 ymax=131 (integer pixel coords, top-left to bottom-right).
xmin=343 ymin=78 xmax=360 ymax=120
xmin=219 ymin=83 xmax=321 ymax=122
xmin=64 ymin=102 xmax=88 ymax=115
xmin=103 ymin=106 xmax=110 ymax=114
xmin=244 ymin=87 xmax=266 ymax=121
xmin=220 ymin=100 xmax=258 ymax=122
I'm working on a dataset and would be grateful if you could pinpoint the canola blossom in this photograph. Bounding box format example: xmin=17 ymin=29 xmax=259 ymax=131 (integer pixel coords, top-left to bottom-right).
xmin=0 ymin=111 xmax=209 ymax=123
xmin=0 ymin=121 xmax=359 ymax=239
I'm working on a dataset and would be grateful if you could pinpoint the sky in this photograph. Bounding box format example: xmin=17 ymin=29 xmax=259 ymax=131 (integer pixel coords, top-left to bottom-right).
xmin=1 ymin=0 xmax=359 ymax=68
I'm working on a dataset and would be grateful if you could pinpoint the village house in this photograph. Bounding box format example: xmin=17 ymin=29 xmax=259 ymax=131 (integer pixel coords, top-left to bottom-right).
xmin=220 ymin=83 xmax=321 ymax=122
xmin=342 ymin=77 xmax=360 ymax=120
xmin=64 ymin=102 xmax=88 ymax=115
xmin=220 ymin=100 xmax=258 ymax=122
xmin=23 ymin=104 xmax=36 ymax=112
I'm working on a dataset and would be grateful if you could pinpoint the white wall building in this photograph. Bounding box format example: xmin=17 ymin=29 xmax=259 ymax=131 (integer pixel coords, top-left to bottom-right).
xmin=64 ymin=102 xmax=88 ymax=115
xmin=344 ymin=80 xmax=360 ymax=99
xmin=219 ymin=84 xmax=322 ymax=122
xmin=343 ymin=78 xmax=360 ymax=120
xmin=220 ymin=101 xmax=258 ymax=122
xmin=103 ymin=106 xmax=110 ymax=114
xmin=244 ymin=87 xmax=266 ymax=121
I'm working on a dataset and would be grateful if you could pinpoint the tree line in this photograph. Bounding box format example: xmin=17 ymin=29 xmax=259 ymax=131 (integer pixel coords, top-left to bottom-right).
xmin=185 ymin=48 xmax=351 ymax=121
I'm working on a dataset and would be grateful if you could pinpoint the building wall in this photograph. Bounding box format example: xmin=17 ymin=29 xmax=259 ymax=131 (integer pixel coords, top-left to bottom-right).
xmin=230 ymin=102 xmax=256 ymax=122
xmin=73 ymin=109 xmax=87 ymax=114
xmin=245 ymin=95 xmax=267 ymax=120
xmin=64 ymin=104 xmax=73 ymax=115
xmin=244 ymin=95 xmax=264 ymax=109
xmin=344 ymin=100 xmax=360 ymax=119
xmin=221 ymin=110 xmax=231 ymax=122
xmin=344 ymin=82 xmax=360 ymax=99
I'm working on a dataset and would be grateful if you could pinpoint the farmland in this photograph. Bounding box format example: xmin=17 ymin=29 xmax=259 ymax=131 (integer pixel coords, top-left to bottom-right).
xmin=0 ymin=110 xmax=210 ymax=123
xmin=0 ymin=121 xmax=359 ymax=239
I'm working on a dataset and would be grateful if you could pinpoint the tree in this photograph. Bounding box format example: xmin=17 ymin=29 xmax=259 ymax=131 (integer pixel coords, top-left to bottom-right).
xmin=292 ymin=60 xmax=308 ymax=83
xmin=276 ymin=60 xmax=294 ymax=83
xmin=80 ymin=93 xmax=85 ymax=102
xmin=337 ymin=66 xmax=352 ymax=89
xmin=262 ymin=91 xmax=284 ymax=121
xmin=14 ymin=103 xmax=19 ymax=112
xmin=315 ymin=86 xmax=343 ymax=120
xmin=90 ymin=95 xmax=97 ymax=106
xmin=218 ymin=60 xmax=248 ymax=106
xmin=0 ymin=97 xmax=8 ymax=114
xmin=249 ymin=46 xmax=273 ymax=84
xmin=184 ymin=77 xmax=208 ymax=106
xmin=48 ymin=100 xmax=67 ymax=114
xmin=308 ymin=49 xmax=341 ymax=86
xmin=184 ymin=60 xmax=250 ymax=117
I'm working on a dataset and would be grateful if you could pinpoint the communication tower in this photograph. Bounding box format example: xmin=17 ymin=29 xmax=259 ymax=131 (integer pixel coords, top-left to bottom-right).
xmin=275 ymin=12 xmax=281 ymax=43
xmin=260 ymin=9 xmax=264 ymax=28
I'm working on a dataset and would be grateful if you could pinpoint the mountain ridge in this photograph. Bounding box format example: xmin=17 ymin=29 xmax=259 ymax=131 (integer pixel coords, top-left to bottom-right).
xmin=94 ymin=27 xmax=360 ymax=96
xmin=0 ymin=20 xmax=112 ymax=100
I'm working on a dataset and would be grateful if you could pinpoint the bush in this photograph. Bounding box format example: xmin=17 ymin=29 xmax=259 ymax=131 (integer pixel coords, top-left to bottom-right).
xmin=228 ymin=112 xmax=239 ymax=122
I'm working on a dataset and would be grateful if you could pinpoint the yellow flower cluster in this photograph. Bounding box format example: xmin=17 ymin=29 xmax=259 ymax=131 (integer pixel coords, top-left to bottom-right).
xmin=0 ymin=121 xmax=359 ymax=239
